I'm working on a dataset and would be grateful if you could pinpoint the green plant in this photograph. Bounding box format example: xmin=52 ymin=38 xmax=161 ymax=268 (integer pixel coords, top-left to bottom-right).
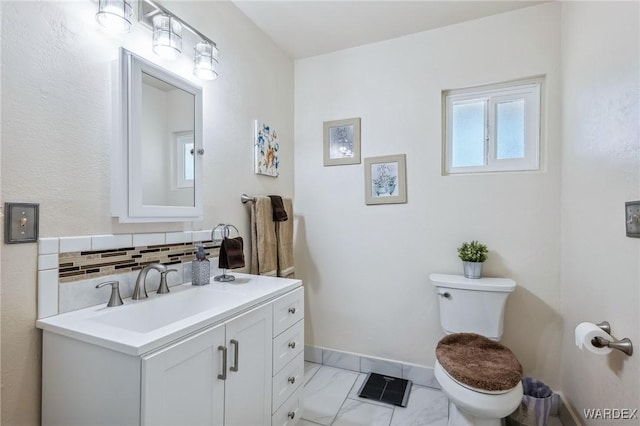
xmin=457 ymin=240 xmax=488 ymax=262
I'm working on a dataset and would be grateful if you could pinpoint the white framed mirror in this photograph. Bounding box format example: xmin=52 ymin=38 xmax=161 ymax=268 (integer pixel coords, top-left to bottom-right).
xmin=113 ymin=48 xmax=203 ymax=222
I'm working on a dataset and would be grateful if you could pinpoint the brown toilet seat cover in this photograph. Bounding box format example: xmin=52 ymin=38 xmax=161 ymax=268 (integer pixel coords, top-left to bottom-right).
xmin=436 ymin=333 xmax=523 ymax=392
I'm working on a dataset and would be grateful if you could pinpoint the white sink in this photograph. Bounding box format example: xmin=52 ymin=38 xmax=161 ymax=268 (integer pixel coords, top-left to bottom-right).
xmin=90 ymin=286 xmax=246 ymax=333
xmin=36 ymin=273 xmax=302 ymax=356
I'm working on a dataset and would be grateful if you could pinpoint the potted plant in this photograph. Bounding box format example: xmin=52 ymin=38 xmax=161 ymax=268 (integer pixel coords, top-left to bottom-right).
xmin=457 ymin=240 xmax=488 ymax=279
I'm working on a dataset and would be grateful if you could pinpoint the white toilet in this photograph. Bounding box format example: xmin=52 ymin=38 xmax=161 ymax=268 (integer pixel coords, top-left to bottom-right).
xmin=430 ymin=273 xmax=523 ymax=426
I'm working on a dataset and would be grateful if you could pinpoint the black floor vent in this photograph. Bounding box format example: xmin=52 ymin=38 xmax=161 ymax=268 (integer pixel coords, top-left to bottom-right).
xmin=357 ymin=372 xmax=412 ymax=407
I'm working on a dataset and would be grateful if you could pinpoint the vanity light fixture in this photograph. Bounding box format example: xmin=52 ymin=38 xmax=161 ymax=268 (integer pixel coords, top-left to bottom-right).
xmin=95 ymin=0 xmax=133 ymax=33
xmin=139 ymin=0 xmax=219 ymax=80
xmin=193 ymin=41 xmax=218 ymax=80
xmin=152 ymin=14 xmax=183 ymax=60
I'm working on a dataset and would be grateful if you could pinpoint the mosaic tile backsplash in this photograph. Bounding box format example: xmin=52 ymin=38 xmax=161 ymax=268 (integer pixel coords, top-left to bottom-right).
xmin=37 ymin=230 xmax=228 ymax=319
xmin=58 ymin=241 xmax=220 ymax=283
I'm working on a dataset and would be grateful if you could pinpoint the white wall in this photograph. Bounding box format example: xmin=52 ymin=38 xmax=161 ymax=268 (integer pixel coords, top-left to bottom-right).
xmin=560 ymin=1 xmax=640 ymax=422
xmin=0 ymin=1 xmax=293 ymax=424
xmin=294 ymin=3 xmax=563 ymax=388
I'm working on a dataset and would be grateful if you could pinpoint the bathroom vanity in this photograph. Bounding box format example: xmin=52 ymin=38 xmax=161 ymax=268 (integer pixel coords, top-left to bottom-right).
xmin=37 ymin=274 xmax=304 ymax=426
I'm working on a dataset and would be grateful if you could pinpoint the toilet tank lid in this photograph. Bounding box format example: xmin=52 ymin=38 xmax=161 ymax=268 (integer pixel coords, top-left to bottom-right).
xmin=429 ymin=273 xmax=516 ymax=292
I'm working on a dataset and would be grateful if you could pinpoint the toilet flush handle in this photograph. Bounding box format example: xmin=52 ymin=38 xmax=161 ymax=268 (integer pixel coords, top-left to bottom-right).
xmin=438 ymin=292 xmax=451 ymax=299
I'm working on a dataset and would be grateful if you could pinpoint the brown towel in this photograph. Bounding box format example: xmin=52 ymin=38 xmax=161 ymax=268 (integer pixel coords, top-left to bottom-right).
xmin=251 ymin=197 xmax=278 ymax=276
xmin=218 ymin=237 xmax=245 ymax=270
xmin=268 ymin=195 xmax=288 ymax=222
xmin=276 ymin=198 xmax=294 ymax=278
xmin=436 ymin=332 xmax=522 ymax=391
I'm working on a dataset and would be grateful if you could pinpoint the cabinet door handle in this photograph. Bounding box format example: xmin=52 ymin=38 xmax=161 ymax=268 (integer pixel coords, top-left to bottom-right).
xmin=287 ymin=376 xmax=296 ymax=384
xmin=287 ymin=411 xmax=295 ymax=419
xmin=230 ymin=339 xmax=239 ymax=372
xmin=288 ymin=341 xmax=296 ymax=349
xmin=218 ymin=346 xmax=227 ymax=380
xmin=288 ymin=307 xmax=296 ymax=314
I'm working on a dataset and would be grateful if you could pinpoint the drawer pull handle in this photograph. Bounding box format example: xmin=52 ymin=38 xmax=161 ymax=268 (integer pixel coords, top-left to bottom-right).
xmin=287 ymin=411 xmax=295 ymax=419
xmin=217 ymin=346 xmax=227 ymax=380
xmin=288 ymin=341 xmax=296 ymax=349
xmin=230 ymin=339 xmax=239 ymax=372
xmin=287 ymin=376 xmax=296 ymax=384
xmin=288 ymin=307 xmax=296 ymax=314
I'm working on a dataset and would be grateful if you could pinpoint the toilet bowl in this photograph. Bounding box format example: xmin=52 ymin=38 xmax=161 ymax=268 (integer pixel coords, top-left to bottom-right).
xmin=429 ymin=274 xmax=522 ymax=426
xmin=435 ymin=360 xmax=523 ymax=426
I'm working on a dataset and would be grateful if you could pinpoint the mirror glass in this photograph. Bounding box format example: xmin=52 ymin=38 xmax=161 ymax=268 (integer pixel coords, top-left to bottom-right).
xmin=140 ymin=72 xmax=195 ymax=207
xmin=114 ymin=48 xmax=203 ymax=223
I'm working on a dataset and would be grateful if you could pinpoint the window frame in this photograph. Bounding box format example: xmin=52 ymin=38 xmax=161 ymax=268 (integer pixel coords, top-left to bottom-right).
xmin=175 ymin=132 xmax=195 ymax=189
xmin=443 ymin=77 xmax=543 ymax=175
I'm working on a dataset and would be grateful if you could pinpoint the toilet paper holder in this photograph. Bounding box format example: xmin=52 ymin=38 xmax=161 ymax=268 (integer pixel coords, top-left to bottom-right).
xmin=592 ymin=321 xmax=633 ymax=356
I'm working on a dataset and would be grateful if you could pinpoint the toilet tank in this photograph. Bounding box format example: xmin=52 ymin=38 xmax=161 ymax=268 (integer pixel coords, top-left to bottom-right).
xmin=429 ymin=273 xmax=516 ymax=340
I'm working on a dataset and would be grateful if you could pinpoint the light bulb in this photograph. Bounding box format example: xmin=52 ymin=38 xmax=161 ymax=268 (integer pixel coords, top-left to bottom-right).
xmin=152 ymin=14 xmax=182 ymax=60
xmin=193 ymin=41 xmax=219 ymax=80
xmin=95 ymin=0 xmax=132 ymax=33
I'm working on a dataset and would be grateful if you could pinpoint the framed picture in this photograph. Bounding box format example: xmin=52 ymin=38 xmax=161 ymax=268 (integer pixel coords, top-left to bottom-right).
xmin=254 ymin=120 xmax=279 ymax=177
xmin=323 ymin=117 xmax=361 ymax=166
xmin=365 ymin=154 xmax=407 ymax=205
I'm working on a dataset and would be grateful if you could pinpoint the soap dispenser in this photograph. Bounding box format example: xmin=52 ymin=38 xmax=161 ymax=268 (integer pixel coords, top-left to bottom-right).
xmin=191 ymin=244 xmax=210 ymax=286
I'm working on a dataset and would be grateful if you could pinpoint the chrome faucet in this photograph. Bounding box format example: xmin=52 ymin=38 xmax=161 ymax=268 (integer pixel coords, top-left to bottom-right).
xmin=132 ymin=263 xmax=167 ymax=300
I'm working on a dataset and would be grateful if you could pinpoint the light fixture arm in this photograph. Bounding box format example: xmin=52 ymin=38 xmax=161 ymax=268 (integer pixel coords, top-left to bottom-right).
xmin=139 ymin=0 xmax=217 ymax=48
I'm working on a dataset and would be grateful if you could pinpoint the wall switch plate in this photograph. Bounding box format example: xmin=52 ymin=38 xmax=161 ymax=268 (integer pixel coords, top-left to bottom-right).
xmin=5 ymin=202 xmax=39 ymax=244
xmin=625 ymin=201 xmax=640 ymax=238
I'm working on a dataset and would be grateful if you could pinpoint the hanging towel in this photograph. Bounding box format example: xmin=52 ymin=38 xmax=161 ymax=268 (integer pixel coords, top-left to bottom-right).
xmin=268 ymin=195 xmax=288 ymax=222
xmin=276 ymin=198 xmax=295 ymax=278
xmin=251 ymin=196 xmax=278 ymax=276
xmin=219 ymin=237 xmax=245 ymax=270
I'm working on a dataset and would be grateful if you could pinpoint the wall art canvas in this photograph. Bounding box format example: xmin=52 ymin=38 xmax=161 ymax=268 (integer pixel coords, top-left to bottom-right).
xmin=323 ymin=117 xmax=361 ymax=166
xmin=254 ymin=120 xmax=279 ymax=177
xmin=365 ymin=154 xmax=407 ymax=205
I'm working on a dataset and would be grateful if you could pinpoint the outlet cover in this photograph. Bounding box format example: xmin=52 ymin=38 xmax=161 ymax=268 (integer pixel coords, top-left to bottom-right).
xmin=625 ymin=201 xmax=640 ymax=238
xmin=5 ymin=202 xmax=39 ymax=244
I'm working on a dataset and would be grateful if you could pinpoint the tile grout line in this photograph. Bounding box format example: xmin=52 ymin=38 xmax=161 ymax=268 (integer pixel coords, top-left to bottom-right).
xmin=305 ymin=362 xmax=322 ymax=386
xmin=329 ymin=370 xmax=362 ymax=426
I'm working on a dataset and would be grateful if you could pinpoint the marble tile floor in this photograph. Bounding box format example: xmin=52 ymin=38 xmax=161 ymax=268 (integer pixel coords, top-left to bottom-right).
xmin=300 ymin=361 xmax=563 ymax=426
xmin=301 ymin=361 xmax=448 ymax=426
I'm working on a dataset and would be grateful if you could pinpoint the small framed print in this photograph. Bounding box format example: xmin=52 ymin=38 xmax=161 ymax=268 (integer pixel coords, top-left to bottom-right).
xmin=323 ymin=117 xmax=361 ymax=166
xmin=254 ymin=120 xmax=279 ymax=177
xmin=365 ymin=154 xmax=407 ymax=205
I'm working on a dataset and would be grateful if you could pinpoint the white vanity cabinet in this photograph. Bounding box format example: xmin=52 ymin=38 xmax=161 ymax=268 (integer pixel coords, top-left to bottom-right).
xmin=142 ymin=303 xmax=272 ymax=426
xmin=40 ymin=280 xmax=303 ymax=426
xmin=142 ymin=323 xmax=226 ymax=425
xmin=271 ymin=287 xmax=305 ymax=426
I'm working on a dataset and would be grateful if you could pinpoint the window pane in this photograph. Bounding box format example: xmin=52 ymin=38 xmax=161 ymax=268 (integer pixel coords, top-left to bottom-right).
xmin=496 ymin=100 xmax=525 ymax=159
xmin=451 ymin=101 xmax=485 ymax=167
xmin=184 ymin=142 xmax=194 ymax=180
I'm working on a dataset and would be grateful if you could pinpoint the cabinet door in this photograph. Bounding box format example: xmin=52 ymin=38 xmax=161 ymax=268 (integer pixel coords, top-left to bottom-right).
xmin=142 ymin=324 xmax=225 ymax=426
xmin=225 ymin=303 xmax=273 ymax=425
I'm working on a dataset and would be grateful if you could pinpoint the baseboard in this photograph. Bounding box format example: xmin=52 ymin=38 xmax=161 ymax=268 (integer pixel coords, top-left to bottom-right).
xmin=304 ymin=345 xmax=441 ymax=390
xmin=557 ymin=391 xmax=583 ymax=426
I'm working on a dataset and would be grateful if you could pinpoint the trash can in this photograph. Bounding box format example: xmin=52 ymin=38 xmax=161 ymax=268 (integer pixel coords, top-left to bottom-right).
xmin=506 ymin=377 xmax=553 ymax=426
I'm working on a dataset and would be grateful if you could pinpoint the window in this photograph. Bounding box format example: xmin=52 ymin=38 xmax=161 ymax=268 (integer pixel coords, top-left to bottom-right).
xmin=175 ymin=132 xmax=194 ymax=188
xmin=443 ymin=78 xmax=542 ymax=174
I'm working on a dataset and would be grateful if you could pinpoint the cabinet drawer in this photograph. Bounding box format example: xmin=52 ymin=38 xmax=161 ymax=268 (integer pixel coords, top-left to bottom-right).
xmin=273 ymin=320 xmax=304 ymax=375
xmin=272 ymin=385 xmax=303 ymax=426
xmin=273 ymin=287 xmax=304 ymax=337
xmin=272 ymin=352 xmax=304 ymax=412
